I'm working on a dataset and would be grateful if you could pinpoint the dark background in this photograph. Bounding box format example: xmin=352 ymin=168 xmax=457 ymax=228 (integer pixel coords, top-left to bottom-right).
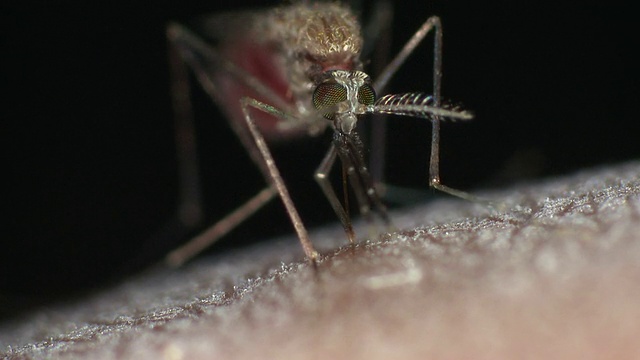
xmin=2 ymin=1 xmax=638 ymax=322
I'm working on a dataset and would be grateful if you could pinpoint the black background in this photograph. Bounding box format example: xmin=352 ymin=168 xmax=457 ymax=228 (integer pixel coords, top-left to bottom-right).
xmin=2 ymin=1 xmax=638 ymax=321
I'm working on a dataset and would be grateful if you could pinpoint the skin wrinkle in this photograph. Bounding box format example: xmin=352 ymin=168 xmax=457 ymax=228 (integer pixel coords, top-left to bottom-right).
xmin=1 ymin=162 xmax=639 ymax=359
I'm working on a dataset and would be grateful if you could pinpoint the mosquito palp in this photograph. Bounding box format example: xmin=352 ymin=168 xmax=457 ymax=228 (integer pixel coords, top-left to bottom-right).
xmin=165 ymin=2 xmax=476 ymax=266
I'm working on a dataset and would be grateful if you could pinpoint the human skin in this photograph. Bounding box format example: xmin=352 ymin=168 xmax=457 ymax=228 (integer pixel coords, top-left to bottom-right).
xmin=1 ymin=162 xmax=639 ymax=359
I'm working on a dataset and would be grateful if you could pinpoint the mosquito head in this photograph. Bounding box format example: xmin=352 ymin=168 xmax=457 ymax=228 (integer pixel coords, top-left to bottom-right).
xmin=312 ymin=70 xmax=376 ymax=134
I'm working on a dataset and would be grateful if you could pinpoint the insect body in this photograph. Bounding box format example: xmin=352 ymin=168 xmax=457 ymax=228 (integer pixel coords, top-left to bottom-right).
xmin=166 ymin=2 xmax=474 ymax=266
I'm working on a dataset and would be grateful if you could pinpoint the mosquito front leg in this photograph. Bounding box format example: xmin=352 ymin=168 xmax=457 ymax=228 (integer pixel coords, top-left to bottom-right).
xmin=372 ymin=16 xmax=486 ymax=204
xmin=314 ymin=144 xmax=356 ymax=244
xmin=373 ymin=16 xmax=442 ymax=94
xmin=240 ymin=97 xmax=319 ymax=263
xmin=424 ymin=19 xmax=485 ymax=202
xmin=314 ymin=133 xmax=392 ymax=246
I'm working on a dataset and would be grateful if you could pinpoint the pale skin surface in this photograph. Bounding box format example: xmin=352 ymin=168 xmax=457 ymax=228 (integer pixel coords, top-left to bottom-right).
xmin=1 ymin=162 xmax=639 ymax=359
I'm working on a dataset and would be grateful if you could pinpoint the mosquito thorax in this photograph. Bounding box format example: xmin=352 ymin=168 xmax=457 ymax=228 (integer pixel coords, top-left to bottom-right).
xmin=312 ymin=70 xmax=376 ymax=134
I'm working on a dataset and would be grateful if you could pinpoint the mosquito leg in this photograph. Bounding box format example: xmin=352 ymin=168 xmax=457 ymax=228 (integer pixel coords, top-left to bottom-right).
xmin=167 ymin=23 xmax=299 ymax=180
xmin=429 ymin=118 xmax=487 ymax=203
xmin=427 ymin=19 xmax=492 ymax=204
xmin=372 ymin=16 xmax=489 ymax=204
xmin=365 ymin=0 xmax=394 ymax=191
xmin=361 ymin=0 xmax=394 ymax=65
xmin=370 ymin=16 xmax=447 ymax=203
xmin=314 ymin=144 xmax=356 ymax=244
xmin=240 ymin=97 xmax=319 ymax=263
xmin=374 ymin=16 xmax=447 ymax=196
xmin=373 ymin=16 xmax=442 ymax=94
xmin=167 ymin=27 xmax=204 ymax=229
xmin=166 ymin=186 xmax=278 ymax=267
xmin=313 ymin=135 xmax=390 ymax=246
xmin=165 ymin=24 xmax=294 ymax=265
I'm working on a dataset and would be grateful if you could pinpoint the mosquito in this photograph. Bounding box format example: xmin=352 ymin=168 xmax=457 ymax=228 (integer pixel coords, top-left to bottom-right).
xmin=165 ymin=1 xmax=475 ymax=267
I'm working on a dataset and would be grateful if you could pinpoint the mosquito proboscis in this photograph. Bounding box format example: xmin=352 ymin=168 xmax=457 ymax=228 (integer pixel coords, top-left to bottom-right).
xmin=165 ymin=2 xmax=477 ymax=266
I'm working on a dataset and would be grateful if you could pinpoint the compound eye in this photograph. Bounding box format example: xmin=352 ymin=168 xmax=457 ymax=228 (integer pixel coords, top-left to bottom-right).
xmin=357 ymin=84 xmax=376 ymax=105
xmin=313 ymin=83 xmax=347 ymax=120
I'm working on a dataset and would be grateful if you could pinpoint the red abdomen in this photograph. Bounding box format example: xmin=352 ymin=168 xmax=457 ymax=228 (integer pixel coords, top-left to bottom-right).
xmin=216 ymin=40 xmax=302 ymax=142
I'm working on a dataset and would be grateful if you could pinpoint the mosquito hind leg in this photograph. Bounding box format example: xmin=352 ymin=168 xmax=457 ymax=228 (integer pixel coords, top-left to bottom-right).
xmin=165 ymin=24 xmax=285 ymax=266
xmin=166 ymin=186 xmax=277 ymax=267
xmin=167 ymin=25 xmax=204 ymax=230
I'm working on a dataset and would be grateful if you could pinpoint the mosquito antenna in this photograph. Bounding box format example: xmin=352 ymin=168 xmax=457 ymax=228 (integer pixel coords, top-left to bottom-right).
xmin=370 ymin=92 xmax=473 ymax=121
